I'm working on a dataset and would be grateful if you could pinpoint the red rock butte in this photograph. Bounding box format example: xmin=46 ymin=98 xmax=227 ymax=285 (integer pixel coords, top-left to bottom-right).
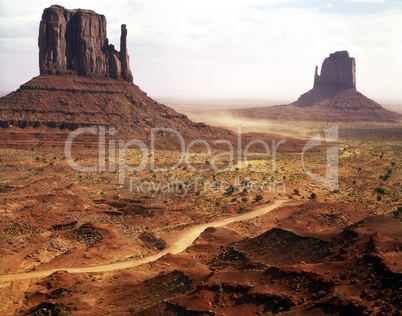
xmin=38 ymin=5 xmax=133 ymax=82
xmin=293 ymin=50 xmax=363 ymax=108
xmin=314 ymin=51 xmax=356 ymax=91
xmin=233 ymin=51 xmax=401 ymax=122
xmin=0 ymin=5 xmax=234 ymax=148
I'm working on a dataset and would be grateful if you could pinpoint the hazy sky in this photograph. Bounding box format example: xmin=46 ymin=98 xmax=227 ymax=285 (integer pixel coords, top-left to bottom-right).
xmin=0 ymin=0 xmax=401 ymax=101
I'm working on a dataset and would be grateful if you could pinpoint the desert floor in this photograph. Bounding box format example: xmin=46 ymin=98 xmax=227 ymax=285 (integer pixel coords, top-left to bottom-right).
xmin=0 ymin=109 xmax=401 ymax=315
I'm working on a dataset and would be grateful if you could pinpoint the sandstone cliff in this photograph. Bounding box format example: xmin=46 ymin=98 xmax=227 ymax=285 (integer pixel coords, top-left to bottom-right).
xmin=293 ymin=51 xmax=361 ymax=108
xmin=313 ymin=51 xmax=356 ymax=90
xmin=38 ymin=5 xmax=133 ymax=82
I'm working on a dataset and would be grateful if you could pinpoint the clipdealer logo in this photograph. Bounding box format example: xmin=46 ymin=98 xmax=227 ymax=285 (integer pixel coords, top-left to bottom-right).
xmin=64 ymin=125 xmax=338 ymax=192
xmin=301 ymin=125 xmax=339 ymax=191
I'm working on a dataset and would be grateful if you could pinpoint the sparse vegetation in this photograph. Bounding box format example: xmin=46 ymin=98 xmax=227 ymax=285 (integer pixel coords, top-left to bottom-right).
xmin=0 ymin=122 xmax=401 ymax=316
xmin=128 ymin=306 xmax=136 ymax=313
xmin=375 ymin=187 xmax=385 ymax=195
xmin=392 ymin=206 xmax=402 ymax=217
xmin=254 ymin=195 xmax=263 ymax=202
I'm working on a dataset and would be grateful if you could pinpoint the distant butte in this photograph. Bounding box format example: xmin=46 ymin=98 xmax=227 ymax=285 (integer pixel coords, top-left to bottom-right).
xmin=292 ymin=50 xmax=377 ymax=110
xmin=233 ymin=51 xmax=401 ymax=122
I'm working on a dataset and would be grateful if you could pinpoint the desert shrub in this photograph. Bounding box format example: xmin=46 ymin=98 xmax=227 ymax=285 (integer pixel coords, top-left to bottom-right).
xmin=310 ymin=192 xmax=317 ymax=199
xmin=317 ymin=290 xmax=326 ymax=297
xmin=375 ymin=187 xmax=385 ymax=194
xmin=254 ymin=195 xmax=263 ymax=202
xmin=241 ymin=197 xmax=248 ymax=203
xmin=225 ymin=185 xmax=236 ymax=195
xmin=241 ymin=179 xmax=249 ymax=186
xmin=392 ymin=206 xmax=402 ymax=216
xmin=293 ymin=189 xmax=300 ymax=195
xmin=128 ymin=306 xmax=136 ymax=313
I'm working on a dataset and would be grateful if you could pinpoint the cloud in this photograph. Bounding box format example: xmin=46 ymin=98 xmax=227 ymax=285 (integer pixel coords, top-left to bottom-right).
xmin=187 ymin=17 xmax=214 ymax=27
xmin=0 ymin=19 xmax=38 ymax=38
xmin=346 ymin=0 xmax=385 ymax=3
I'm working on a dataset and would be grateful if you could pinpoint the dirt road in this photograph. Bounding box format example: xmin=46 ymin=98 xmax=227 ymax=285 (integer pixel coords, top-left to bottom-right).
xmin=0 ymin=200 xmax=287 ymax=283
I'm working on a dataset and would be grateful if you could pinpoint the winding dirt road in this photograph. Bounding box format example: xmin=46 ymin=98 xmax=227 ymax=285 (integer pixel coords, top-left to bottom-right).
xmin=0 ymin=200 xmax=287 ymax=283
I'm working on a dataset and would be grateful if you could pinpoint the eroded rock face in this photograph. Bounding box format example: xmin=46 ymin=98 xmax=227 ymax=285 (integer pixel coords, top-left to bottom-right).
xmin=313 ymin=51 xmax=356 ymax=90
xmin=38 ymin=5 xmax=133 ymax=82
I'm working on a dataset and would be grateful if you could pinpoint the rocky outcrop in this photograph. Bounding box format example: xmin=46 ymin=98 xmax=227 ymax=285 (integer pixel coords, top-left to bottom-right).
xmin=313 ymin=51 xmax=356 ymax=90
xmin=289 ymin=50 xmax=400 ymax=119
xmin=38 ymin=5 xmax=133 ymax=82
xmin=293 ymin=51 xmax=359 ymax=107
xmin=0 ymin=5 xmax=236 ymax=150
xmin=231 ymin=51 xmax=401 ymax=122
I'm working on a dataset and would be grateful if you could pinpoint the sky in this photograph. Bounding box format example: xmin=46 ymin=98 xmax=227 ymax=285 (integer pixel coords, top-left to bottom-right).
xmin=0 ymin=0 xmax=401 ymax=102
